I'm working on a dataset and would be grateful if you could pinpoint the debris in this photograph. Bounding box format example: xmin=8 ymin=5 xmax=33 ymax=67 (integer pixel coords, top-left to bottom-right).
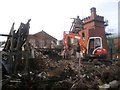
xmin=109 ymin=80 xmax=120 ymax=88
xmin=98 ymin=84 xmax=110 ymax=90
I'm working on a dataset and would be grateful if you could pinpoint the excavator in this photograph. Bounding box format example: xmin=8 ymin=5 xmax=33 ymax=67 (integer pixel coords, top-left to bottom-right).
xmin=62 ymin=16 xmax=108 ymax=60
xmin=63 ymin=31 xmax=107 ymax=60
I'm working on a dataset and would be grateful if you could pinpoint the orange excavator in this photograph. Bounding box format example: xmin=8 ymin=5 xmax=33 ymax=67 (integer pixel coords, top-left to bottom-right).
xmin=63 ymin=31 xmax=107 ymax=59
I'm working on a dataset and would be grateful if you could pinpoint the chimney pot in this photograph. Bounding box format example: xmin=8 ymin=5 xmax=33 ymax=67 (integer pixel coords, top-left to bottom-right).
xmin=91 ymin=7 xmax=96 ymax=18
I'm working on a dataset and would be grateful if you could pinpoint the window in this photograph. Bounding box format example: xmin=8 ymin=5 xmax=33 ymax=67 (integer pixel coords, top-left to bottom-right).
xmin=82 ymin=32 xmax=85 ymax=40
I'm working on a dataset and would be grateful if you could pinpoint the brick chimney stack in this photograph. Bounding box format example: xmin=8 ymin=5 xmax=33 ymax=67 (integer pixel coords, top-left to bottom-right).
xmin=91 ymin=7 xmax=96 ymax=18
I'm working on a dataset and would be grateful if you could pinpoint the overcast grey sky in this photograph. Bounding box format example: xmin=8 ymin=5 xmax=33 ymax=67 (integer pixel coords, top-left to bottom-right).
xmin=0 ymin=0 xmax=119 ymax=41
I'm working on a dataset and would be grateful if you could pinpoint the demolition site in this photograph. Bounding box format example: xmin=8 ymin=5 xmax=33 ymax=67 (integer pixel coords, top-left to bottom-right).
xmin=0 ymin=7 xmax=120 ymax=89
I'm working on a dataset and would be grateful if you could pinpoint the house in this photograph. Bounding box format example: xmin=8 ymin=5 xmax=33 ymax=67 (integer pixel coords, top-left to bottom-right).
xmin=29 ymin=30 xmax=57 ymax=49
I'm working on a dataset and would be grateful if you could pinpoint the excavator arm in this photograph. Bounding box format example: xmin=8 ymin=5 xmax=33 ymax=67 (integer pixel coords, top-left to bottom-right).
xmin=63 ymin=31 xmax=86 ymax=55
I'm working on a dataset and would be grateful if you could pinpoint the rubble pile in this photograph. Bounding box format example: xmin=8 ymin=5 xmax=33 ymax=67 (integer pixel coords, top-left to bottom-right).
xmin=2 ymin=50 xmax=120 ymax=89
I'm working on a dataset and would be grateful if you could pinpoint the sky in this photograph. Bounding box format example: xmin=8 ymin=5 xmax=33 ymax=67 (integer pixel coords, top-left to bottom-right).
xmin=0 ymin=0 xmax=119 ymax=41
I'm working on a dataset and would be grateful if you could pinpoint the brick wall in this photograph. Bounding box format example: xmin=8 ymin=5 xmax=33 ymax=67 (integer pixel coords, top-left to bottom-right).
xmin=79 ymin=7 xmax=108 ymax=50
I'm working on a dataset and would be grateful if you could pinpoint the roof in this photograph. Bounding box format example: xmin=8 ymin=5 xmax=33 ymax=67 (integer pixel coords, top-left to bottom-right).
xmin=32 ymin=30 xmax=57 ymax=40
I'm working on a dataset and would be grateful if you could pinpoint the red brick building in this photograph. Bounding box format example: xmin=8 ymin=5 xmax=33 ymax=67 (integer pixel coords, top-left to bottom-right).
xmin=29 ymin=30 xmax=57 ymax=48
xmin=71 ymin=7 xmax=108 ymax=50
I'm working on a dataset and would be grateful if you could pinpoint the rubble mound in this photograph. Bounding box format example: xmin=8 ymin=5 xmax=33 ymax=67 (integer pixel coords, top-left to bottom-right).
xmin=2 ymin=51 xmax=120 ymax=89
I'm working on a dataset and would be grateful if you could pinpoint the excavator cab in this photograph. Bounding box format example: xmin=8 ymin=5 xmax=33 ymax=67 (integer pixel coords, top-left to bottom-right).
xmin=87 ymin=37 xmax=107 ymax=59
xmin=87 ymin=37 xmax=102 ymax=55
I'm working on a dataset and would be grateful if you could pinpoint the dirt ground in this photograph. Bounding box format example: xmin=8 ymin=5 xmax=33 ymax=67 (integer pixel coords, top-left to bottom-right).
xmin=2 ymin=51 xmax=120 ymax=90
